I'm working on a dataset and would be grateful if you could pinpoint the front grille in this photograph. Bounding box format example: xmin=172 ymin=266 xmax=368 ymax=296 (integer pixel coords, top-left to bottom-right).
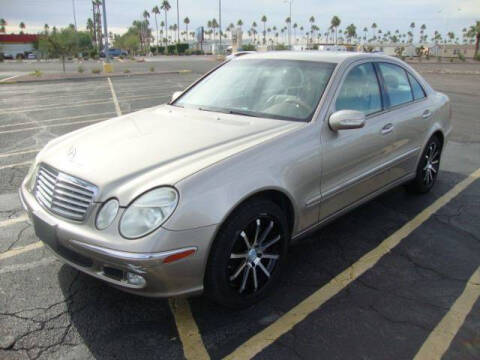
xmin=34 ymin=164 xmax=97 ymax=221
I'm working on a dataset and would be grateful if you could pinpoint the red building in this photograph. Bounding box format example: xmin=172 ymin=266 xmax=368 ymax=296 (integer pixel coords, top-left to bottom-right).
xmin=0 ymin=34 xmax=39 ymax=59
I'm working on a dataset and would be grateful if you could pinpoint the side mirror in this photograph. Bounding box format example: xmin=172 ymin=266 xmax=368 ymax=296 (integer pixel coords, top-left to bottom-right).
xmin=171 ymin=91 xmax=183 ymax=103
xmin=328 ymin=110 xmax=366 ymax=131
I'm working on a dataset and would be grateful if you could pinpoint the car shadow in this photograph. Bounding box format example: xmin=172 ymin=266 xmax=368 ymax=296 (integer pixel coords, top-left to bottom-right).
xmin=59 ymin=170 xmax=467 ymax=360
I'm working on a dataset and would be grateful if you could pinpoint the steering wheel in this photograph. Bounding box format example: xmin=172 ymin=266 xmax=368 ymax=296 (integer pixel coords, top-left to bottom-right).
xmin=283 ymin=97 xmax=312 ymax=113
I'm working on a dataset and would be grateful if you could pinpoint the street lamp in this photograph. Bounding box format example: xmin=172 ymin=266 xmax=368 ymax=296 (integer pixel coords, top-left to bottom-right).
xmin=219 ymin=0 xmax=222 ymax=48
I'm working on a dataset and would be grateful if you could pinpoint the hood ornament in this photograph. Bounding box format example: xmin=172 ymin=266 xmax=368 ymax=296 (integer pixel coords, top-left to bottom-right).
xmin=67 ymin=145 xmax=77 ymax=161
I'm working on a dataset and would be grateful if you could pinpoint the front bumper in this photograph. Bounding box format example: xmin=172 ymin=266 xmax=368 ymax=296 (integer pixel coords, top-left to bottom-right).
xmin=19 ymin=183 xmax=217 ymax=297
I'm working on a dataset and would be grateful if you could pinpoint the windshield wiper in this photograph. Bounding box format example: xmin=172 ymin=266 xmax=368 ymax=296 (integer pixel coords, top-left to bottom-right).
xmin=226 ymin=110 xmax=257 ymax=117
xmin=197 ymin=106 xmax=257 ymax=118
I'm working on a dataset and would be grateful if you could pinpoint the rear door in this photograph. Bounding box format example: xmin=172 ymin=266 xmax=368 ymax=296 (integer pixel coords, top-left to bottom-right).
xmin=320 ymin=61 xmax=396 ymax=220
xmin=375 ymin=62 xmax=431 ymax=177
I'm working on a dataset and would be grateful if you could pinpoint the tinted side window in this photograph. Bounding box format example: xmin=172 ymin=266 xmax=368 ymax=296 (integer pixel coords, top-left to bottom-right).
xmin=335 ymin=63 xmax=382 ymax=115
xmin=407 ymin=73 xmax=426 ymax=100
xmin=379 ymin=63 xmax=413 ymax=107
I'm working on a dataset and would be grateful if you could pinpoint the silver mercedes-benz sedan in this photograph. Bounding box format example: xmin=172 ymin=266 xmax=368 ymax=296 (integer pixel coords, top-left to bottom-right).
xmin=20 ymin=52 xmax=451 ymax=308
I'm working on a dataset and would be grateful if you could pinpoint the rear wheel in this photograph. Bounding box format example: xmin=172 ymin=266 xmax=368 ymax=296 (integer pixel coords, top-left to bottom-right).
xmin=205 ymin=199 xmax=289 ymax=308
xmin=407 ymin=136 xmax=442 ymax=193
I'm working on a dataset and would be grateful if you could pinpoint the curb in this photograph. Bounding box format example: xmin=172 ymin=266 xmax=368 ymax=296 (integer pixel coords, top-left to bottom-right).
xmin=0 ymin=69 xmax=193 ymax=85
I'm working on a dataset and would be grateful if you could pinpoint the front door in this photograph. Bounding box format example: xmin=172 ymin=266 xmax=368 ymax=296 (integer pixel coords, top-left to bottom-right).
xmin=320 ymin=61 xmax=395 ymax=220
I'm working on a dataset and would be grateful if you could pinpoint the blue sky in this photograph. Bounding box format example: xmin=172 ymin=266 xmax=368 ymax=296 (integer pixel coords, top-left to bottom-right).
xmin=1 ymin=0 xmax=479 ymax=38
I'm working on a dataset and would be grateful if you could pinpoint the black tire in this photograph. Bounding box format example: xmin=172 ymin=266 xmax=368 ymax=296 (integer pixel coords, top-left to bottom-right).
xmin=205 ymin=198 xmax=289 ymax=308
xmin=407 ymin=135 xmax=442 ymax=194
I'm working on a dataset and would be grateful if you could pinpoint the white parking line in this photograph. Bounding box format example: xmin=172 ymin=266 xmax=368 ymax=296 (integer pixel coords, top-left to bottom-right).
xmin=0 ymin=118 xmax=107 ymax=135
xmin=0 ymin=214 xmax=29 ymax=228
xmin=108 ymin=77 xmax=122 ymax=116
xmin=0 ymin=149 xmax=40 ymax=158
xmin=0 ymin=111 xmax=115 ymax=129
xmin=0 ymin=161 xmax=32 ymax=170
xmin=414 ymin=266 xmax=480 ymax=360
xmin=0 ymin=94 xmax=161 ymax=114
xmin=0 ymin=74 xmax=22 ymax=82
xmin=0 ymin=257 xmax=56 ymax=274
xmin=0 ymin=242 xmax=43 ymax=261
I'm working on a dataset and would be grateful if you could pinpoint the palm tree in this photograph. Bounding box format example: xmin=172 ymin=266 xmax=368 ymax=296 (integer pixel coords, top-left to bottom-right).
xmin=362 ymin=27 xmax=368 ymax=43
xmin=466 ymin=21 xmax=480 ymax=56
xmin=309 ymin=16 xmax=315 ymax=44
xmin=410 ymin=22 xmax=415 ymax=42
xmin=237 ymin=19 xmax=243 ymax=29
xmin=261 ymin=15 xmax=267 ymax=44
xmin=330 ymin=16 xmax=341 ymax=44
xmin=212 ymin=18 xmax=219 ymax=43
xmin=152 ymin=6 xmax=160 ymax=47
xmin=19 ymin=22 xmax=26 ymax=34
xmin=447 ymin=32 xmax=455 ymax=43
xmin=345 ymin=23 xmax=356 ymax=43
xmin=161 ymin=1 xmax=171 ymax=45
xmin=371 ymin=22 xmax=377 ymax=41
xmin=143 ymin=10 xmax=150 ymax=52
xmin=0 ymin=19 xmax=7 ymax=34
xmin=184 ymin=17 xmax=190 ymax=41
xmin=252 ymin=21 xmax=257 ymax=43
xmin=44 ymin=23 xmax=49 ymax=35
xmin=293 ymin=23 xmax=298 ymax=43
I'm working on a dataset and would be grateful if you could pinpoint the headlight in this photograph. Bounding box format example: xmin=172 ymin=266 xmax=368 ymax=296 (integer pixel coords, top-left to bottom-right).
xmin=96 ymin=198 xmax=119 ymax=230
xmin=119 ymin=187 xmax=178 ymax=239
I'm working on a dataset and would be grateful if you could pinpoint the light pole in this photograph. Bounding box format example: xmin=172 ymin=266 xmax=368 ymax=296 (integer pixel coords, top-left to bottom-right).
xmin=72 ymin=0 xmax=78 ymax=31
xmin=219 ymin=0 xmax=222 ymax=48
xmin=102 ymin=0 xmax=110 ymax=63
xmin=177 ymin=0 xmax=180 ymax=42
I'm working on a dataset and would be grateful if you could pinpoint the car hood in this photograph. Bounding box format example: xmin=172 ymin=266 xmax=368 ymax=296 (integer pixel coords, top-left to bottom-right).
xmin=36 ymin=105 xmax=303 ymax=204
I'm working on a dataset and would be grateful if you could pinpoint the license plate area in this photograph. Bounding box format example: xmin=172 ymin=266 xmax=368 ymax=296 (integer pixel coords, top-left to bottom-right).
xmin=32 ymin=212 xmax=58 ymax=249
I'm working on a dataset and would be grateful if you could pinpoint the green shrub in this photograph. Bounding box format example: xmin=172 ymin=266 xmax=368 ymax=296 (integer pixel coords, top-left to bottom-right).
xmin=149 ymin=66 xmax=155 ymax=72
xmin=30 ymin=69 xmax=42 ymax=77
xmin=77 ymin=65 xmax=84 ymax=73
xmin=458 ymin=52 xmax=466 ymax=62
xmin=437 ymin=56 xmax=442 ymax=62
xmin=123 ymin=69 xmax=130 ymax=73
xmin=167 ymin=45 xmax=176 ymax=54
xmin=449 ymin=58 xmax=454 ymax=63
xmin=176 ymin=43 xmax=189 ymax=54
xmin=242 ymin=44 xmax=256 ymax=51
xmin=274 ymin=44 xmax=288 ymax=51
xmin=474 ymin=53 xmax=480 ymax=61
xmin=91 ymin=68 xmax=101 ymax=74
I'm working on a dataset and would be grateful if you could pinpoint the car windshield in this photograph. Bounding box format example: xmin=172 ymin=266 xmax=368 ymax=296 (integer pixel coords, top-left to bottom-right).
xmin=174 ymin=59 xmax=336 ymax=122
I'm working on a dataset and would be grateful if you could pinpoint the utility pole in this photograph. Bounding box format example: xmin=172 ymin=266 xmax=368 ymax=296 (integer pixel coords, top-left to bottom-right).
xmin=177 ymin=0 xmax=180 ymax=42
xmin=92 ymin=1 xmax=97 ymax=47
xmin=288 ymin=0 xmax=292 ymax=48
xmin=72 ymin=0 xmax=78 ymax=30
xmin=219 ymin=0 xmax=222 ymax=47
xmin=102 ymin=0 xmax=110 ymax=62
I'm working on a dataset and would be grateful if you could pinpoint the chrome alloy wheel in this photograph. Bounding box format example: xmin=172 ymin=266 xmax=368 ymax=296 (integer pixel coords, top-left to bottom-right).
xmin=422 ymin=142 xmax=440 ymax=186
xmin=227 ymin=217 xmax=282 ymax=295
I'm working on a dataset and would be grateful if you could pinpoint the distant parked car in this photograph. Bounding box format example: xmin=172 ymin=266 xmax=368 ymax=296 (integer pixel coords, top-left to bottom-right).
xmin=27 ymin=53 xmax=37 ymax=60
xmin=100 ymin=48 xmax=128 ymax=58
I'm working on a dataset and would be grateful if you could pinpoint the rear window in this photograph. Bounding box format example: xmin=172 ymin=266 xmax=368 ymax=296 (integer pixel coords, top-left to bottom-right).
xmin=407 ymin=73 xmax=426 ymax=100
xmin=378 ymin=63 xmax=413 ymax=107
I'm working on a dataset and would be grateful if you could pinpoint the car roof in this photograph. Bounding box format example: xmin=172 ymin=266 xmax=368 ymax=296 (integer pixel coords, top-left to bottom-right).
xmin=234 ymin=51 xmax=389 ymax=64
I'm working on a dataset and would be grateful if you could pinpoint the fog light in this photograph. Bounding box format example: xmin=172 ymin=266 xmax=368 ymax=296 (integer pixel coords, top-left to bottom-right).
xmin=126 ymin=272 xmax=146 ymax=287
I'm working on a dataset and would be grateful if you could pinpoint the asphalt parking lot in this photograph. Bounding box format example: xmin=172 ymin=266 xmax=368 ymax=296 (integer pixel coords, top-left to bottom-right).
xmin=0 ymin=61 xmax=479 ymax=360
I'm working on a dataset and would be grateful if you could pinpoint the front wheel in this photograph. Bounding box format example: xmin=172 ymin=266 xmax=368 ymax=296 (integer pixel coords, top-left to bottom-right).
xmin=205 ymin=199 xmax=289 ymax=308
xmin=407 ymin=136 xmax=442 ymax=193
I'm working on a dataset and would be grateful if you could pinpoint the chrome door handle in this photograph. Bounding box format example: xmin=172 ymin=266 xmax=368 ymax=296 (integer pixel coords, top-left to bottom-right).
xmin=422 ymin=109 xmax=432 ymax=119
xmin=381 ymin=123 xmax=394 ymax=135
